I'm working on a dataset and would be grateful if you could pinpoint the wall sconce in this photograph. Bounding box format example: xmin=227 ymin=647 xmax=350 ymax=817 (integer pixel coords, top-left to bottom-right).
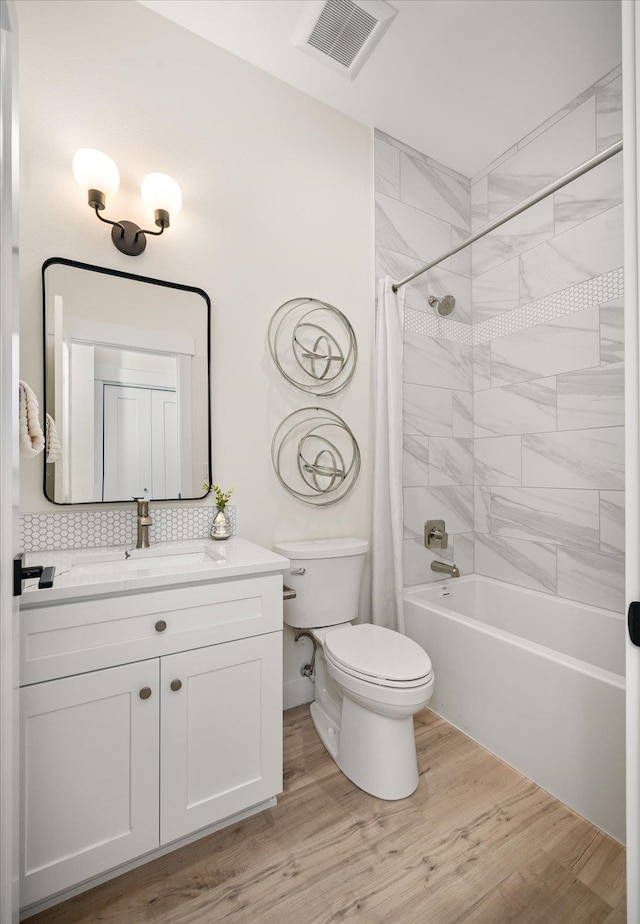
xmin=72 ymin=148 xmax=182 ymax=256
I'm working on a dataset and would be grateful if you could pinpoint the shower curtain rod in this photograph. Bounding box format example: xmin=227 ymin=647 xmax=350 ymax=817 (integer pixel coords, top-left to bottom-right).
xmin=391 ymin=139 xmax=624 ymax=293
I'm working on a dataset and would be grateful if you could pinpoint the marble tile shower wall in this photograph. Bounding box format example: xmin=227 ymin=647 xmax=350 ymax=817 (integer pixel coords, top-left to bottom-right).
xmin=375 ymin=65 xmax=624 ymax=613
xmin=470 ymin=67 xmax=624 ymax=613
xmin=374 ymin=129 xmax=475 ymax=586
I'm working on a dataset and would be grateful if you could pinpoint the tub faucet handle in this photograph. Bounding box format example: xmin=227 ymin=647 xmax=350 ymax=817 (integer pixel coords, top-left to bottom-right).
xmin=425 ymin=519 xmax=448 ymax=549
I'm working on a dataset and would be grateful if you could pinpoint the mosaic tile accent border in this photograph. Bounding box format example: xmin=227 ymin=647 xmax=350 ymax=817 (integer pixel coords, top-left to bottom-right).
xmin=20 ymin=504 xmax=237 ymax=552
xmin=404 ymin=269 xmax=623 ymax=346
xmin=474 ymin=269 xmax=623 ymax=345
xmin=403 ymin=308 xmax=473 ymax=345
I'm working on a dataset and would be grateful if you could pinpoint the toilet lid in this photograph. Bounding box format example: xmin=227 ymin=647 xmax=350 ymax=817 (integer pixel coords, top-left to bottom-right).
xmin=324 ymin=624 xmax=432 ymax=683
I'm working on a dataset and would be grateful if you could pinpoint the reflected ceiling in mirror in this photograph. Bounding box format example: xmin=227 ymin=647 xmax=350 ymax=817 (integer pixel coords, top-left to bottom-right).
xmin=43 ymin=258 xmax=211 ymax=505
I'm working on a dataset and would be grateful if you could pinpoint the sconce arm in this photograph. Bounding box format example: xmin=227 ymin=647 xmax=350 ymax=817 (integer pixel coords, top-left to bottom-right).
xmin=89 ymin=200 xmax=169 ymax=257
xmin=93 ymin=205 xmax=126 ymax=236
xmin=134 ymin=223 xmax=165 ymax=241
xmin=134 ymin=209 xmax=170 ymax=241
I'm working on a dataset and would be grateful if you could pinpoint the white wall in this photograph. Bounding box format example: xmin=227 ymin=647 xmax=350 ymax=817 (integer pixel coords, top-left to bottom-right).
xmin=17 ymin=0 xmax=374 ymax=706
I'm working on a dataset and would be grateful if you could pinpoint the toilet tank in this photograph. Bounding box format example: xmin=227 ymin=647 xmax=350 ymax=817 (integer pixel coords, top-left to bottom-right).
xmin=274 ymin=538 xmax=368 ymax=629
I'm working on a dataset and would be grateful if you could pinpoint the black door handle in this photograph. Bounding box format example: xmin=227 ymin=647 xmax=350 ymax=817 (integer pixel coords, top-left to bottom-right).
xmin=13 ymin=554 xmax=56 ymax=596
xmin=629 ymin=602 xmax=640 ymax=647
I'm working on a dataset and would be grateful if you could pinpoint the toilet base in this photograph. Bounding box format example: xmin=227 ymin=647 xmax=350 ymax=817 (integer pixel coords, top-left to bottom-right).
xmin=310 ymin=700 xmax=340 ymax=761
xmin=310 ymin=695 xmax=420 ymax=801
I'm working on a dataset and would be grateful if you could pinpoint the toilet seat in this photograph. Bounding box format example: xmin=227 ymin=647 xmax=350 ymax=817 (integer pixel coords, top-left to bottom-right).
xmin=325 ymin=653 xmax=433 ymax=689
xmin=324 ymin=624 xmax=433 ymax=688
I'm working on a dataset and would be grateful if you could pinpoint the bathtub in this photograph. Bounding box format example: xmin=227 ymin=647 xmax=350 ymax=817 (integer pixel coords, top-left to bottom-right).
xmin=404 ymin=575 xmax=626 ymax=842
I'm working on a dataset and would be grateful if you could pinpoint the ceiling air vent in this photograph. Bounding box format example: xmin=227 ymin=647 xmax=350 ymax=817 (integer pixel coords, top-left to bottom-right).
xmin=292 ymin=0 xmax=397 ymax=79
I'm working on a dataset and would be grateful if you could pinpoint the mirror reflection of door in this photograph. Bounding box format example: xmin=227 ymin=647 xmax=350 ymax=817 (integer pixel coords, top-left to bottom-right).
xmin=101 ymin=385 xmax=179 ymax=501
xmin=93 ymin=345 xmax=182 ymax=501
xmin=58 ymin=320 xmax=194 ymax=503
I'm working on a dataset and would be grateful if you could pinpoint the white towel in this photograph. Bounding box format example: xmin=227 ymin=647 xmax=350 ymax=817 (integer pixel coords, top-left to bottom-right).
xmin=46 ymin=413 xmax=62 ymax=463
xmin=19 ymin=380 xmax=45 ymax=457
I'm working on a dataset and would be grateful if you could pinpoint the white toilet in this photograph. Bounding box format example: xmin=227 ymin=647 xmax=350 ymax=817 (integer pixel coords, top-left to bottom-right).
xmin=275 ymin=537 xmax=434 ymax=800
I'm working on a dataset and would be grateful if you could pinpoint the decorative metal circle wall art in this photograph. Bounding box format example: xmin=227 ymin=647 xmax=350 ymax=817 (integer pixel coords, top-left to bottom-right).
xmin=272 ymin=408 xmax=361 ymax=507
xmin=268 ymin=297 xmax=357 ymax=396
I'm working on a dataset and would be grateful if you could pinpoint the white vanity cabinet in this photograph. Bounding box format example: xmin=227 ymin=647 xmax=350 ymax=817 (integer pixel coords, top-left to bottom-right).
xmin=160 ymin=633 xmax=282 ymax=843
xmin=20 ymin=566 xmax=284 ymax=912
xmin=21 ymin=660 xmax=160 ymax=906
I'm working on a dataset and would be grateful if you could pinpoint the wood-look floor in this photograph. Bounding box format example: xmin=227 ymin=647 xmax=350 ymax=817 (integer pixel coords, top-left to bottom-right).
xmin=29 ymin=706 xmax=627 ymax=924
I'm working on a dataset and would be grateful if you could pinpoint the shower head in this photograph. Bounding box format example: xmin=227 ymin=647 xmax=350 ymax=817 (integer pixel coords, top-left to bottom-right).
xmin=428 ymin=294 xmax=456 ymax=316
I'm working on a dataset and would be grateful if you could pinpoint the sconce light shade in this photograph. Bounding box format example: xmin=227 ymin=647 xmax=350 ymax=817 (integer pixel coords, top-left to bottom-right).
xmin=72 ymin=148 xmax=120 ymax=204
xmin=141 ymin=173 xmax=182 ymax=228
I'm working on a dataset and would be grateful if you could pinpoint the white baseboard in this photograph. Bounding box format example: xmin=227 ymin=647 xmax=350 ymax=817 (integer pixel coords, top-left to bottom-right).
xmin=283 ymin=675 xmax=314 ymax=710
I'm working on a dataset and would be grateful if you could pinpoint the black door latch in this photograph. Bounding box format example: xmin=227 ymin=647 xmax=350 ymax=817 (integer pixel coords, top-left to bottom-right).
xmin=13 ymin=553 xmax=56 ymax=597
xmin=629 ymin=601 xmax=640 ymax=647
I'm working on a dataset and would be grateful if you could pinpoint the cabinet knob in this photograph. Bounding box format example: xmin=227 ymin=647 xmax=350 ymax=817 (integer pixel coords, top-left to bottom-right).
xmin=170 ymin=679 xmax=182 ymax=692
xmin=155 ymin=620 xmax=167 ymax=633
xmin=139 ymin=687 xmax=152 ymax=700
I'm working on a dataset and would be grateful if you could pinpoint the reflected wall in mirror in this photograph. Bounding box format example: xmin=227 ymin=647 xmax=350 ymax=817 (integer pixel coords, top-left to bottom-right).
xmin=43 ymin=258 xmax=211 ymax=504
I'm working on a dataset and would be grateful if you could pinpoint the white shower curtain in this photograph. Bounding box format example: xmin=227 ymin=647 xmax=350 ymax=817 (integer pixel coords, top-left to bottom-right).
xmin=371 ymin=276 xmax=405 ymax=633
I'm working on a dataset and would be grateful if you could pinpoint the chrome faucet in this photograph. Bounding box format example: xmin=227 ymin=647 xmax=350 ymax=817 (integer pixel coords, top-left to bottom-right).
xmin=133 ymin=497 xmax=153 ymax=549
xmin=431 ymin=560 xmax=460 ymax=578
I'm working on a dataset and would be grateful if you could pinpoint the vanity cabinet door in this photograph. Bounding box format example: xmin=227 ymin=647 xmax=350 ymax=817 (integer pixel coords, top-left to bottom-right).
xmin=160 ymin=632 xmax=283 ymax=844
xmin=21 ymin=661 xmax=160 ymax=908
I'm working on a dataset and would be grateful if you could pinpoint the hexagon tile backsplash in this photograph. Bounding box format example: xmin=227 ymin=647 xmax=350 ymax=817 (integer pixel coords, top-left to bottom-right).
xmin=20 ymin=504 xmax=237 ymax=552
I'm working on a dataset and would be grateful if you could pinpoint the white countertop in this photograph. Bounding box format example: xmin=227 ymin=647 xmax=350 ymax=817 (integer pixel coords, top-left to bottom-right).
xmin=21 ymin=537 xmax=290 ymax=606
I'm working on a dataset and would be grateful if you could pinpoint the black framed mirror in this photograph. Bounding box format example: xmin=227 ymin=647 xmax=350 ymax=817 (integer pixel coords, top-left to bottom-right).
xmin=42 ymin=258 xmax=211 ymax=505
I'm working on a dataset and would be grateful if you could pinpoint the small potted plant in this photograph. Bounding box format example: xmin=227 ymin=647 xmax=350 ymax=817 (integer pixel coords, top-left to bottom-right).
xmin=204 ymin=483 xmax=234 ymax=540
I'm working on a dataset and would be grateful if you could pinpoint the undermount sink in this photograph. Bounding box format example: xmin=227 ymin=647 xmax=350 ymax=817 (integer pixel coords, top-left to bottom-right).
xmin=69 ymin=543 xmax=224 ymax=577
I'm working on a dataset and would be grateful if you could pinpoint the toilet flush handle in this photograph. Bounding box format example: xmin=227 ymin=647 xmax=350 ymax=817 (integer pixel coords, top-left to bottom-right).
xmin=290 ymin=567 xmax=306 ymax=575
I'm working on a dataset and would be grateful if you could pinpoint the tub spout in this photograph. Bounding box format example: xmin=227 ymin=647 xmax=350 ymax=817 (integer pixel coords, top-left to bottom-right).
xmin=431 ymin=560 xmax=460 ymax=578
